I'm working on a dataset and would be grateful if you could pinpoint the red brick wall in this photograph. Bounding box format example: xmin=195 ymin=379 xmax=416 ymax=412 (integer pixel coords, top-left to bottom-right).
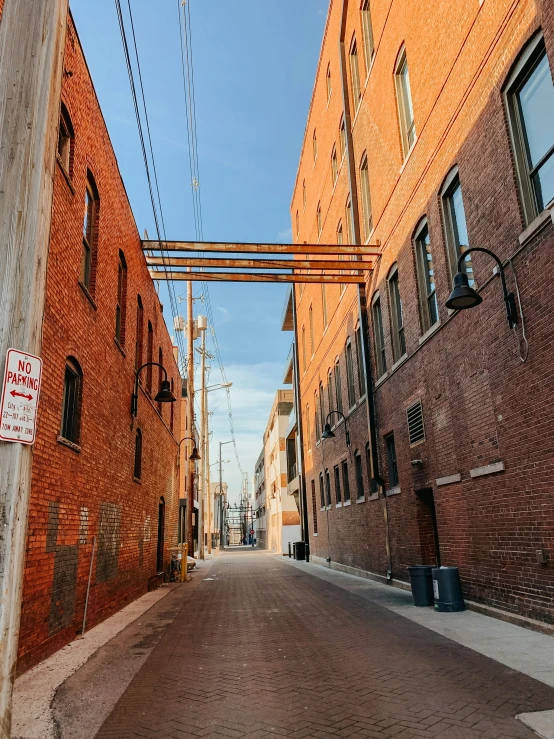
xmin=294 ymin=0 xmax=554 ymax=622
xmin=17 ymin=13 xmax=181 ymax=673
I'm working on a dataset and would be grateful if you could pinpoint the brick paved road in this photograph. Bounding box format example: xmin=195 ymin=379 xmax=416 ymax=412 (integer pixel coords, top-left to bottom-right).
xmin=96 ymin=551 xmax=554 ymax=739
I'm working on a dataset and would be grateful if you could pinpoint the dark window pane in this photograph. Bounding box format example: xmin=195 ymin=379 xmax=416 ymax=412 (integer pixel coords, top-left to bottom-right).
xmin=385 ymin=433 xmax=399 ymax=488
xmin=355 ymin=453 xmax=364 ymax=499
xmin=518 ymin=54 xmax=554 ymax=169
xmin=61 ymin=363 xmax=81 ymax=443
xmin=319 ymin=474 xmax=325 ymax=508
xmin=448 ymin=182 xmax=474 ymax=286
xmin=334 ymin=466 xmax=341 ymax=504
xmin=342 ymin=461 xmax=351 ymax=503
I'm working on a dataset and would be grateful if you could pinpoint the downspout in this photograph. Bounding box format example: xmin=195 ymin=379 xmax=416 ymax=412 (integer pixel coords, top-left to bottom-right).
xmin=292 ymin=284 xmax=310 ymax=560
xmin=338 ymin=0 xmax=392 ymax=581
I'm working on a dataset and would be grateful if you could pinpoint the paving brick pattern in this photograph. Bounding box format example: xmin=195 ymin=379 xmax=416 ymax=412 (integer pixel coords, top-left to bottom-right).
xmin=96 ymin=552 xmax=554 ymax=739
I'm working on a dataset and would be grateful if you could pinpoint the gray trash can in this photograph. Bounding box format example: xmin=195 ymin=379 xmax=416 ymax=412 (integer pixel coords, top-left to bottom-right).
xmin=408 ymin=565 xmax=434 ymax=606
xmin=432 ymin=566 xmax=465 ymax=612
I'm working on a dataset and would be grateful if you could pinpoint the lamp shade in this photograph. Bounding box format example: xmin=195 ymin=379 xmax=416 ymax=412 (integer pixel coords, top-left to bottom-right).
xmin=155 ymin=379 xmax=177 ymax=404
xmin=445 ymin=272 xmax=482 ymax=311
xmin=189 ymin=447 xmax=201 ymax=461
xmin=322 ymin=423 xmax=335 ymax=439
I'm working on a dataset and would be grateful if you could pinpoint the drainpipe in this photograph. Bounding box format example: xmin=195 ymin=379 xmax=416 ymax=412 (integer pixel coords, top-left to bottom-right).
xmin=291 ymin=285 xmax=310 ymax=560
xmin=338 ymin=0 xmax=392 ymax=581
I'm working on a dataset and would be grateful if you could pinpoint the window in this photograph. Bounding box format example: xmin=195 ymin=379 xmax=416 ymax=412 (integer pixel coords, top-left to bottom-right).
xmin=331 ymin=146 xmax=338 ymax=185
xmin=157 ymin=348 xmax=163 ymax=413
xmin=355 ymin=326 xmax=366 ymax=396
xmin=326 ymin=63 xmax=332 ymax=101
xmin=365 ymin=442 xmax=377 ymax=494
xmin=61 ymin=358 xmax=82 ymax=444
xmin=372 ymin=294 xmax=387 ymax=378
xmin=442 ymin=171 xmax=474 ymax=285
xmin=296 ymin=210 xmax=300 ymax=236
xmin=303 ymin=179 xmax=307 ymax=210
xmin=306 ymin=405 xmax=312 ymax=451
xmin=58 ymin=103 xmax=74 ymax=176
xmin=395 ymin=47 xmax=416 ymax=157
xmin=311 ymin=479 xmax=318 ymax=533
xmin=135 ymin=296 xmax=143 ymax=370
xmin=346 ymin=341 xmax=356 ymax=408
xmin=115 ymin=251 xmax=127 ymax=346
xmin=319 ymin=381 xmax=325 ymax=436
xmin=334 ymin=358 xmax=343 ymax=414
xmin=325 ymin=469 xmax=332 ymax=506
xmin=385 ymin=433 xmax=399 ymax=488
xmin=82 ymin=173 xmax=99 ymax=294
xmin=337 ymin=220 xmax=346 ymax=291
xmin=355 ymin=450 xmax=364 ymax=500
xmin=301 ymin=325 xmax=306 ymax=371
xmin=134 ymin=429 xmax=142 ymax=480
xmin=350 ymin=36 xmax=362 ymax=108
xmin=315 ymin=392 xmax=321 ymax=440
xmin=388 ymin=267 xmax=406 ymax=361
xmin=146 ymin=321 xmax=153 ymax=393
xmin=334 ymin=465 xmax=342 ymax=504
xmin=505 ymin=35 xmax=554 ymax=221
xmin=339 ymin=116 xmax=346 ymax=160
xmin=327 ymin=371 xmax=333 ymax=419
xmin=317 ymin=201 xmax=322 ymax=236
xmin=342 ymin=460 xmax=351 ymax=503
xmin=414 ymin=221 xmax=438 ymax=331
xmin=345 ymin=197 xmax=353 ymax=244
xmin=322 ymin=284 xmax=328 ymax=328
xmin=360 ymin=153 xmax=373 ymax=240
xmin=313 ymin=130 xmax=318 ymax=163
xmin=361 ymin=1 xmax=375 ymax=73
xmin=309 ymin=306 xmax=315 ymax=356
xmin=319 ymin=473 xmax=325 ymax=508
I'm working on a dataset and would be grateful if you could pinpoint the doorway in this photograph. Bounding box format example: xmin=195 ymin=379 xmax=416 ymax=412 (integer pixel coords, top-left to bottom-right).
xmin=415 ymin=489 xmax=441 ymax=567
xmin=157 ymin=496 xmax=165 ymax=573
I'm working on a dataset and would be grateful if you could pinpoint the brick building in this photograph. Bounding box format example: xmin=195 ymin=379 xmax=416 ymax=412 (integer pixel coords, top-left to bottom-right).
xmin=292 ymin=0 xmax=554 ymax=626
xmin=12 ymin=11 xmax=182 ymax=673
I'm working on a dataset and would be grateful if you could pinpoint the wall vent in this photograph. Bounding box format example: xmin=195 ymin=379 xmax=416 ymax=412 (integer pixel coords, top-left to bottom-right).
xmin=407 ymin=400 xmax=425 ymax=446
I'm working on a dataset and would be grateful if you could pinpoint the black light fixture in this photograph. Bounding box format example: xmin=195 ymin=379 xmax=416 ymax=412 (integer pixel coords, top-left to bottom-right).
xmin=131 ymin=362 xmax=177 ymax=416
xmin=178 ymin=436 xmax=201 ymax=462
xmin=445 ymin=247 xmax=518 ymax=328
xmin=322 ymin=411 xmax=351 ymax=446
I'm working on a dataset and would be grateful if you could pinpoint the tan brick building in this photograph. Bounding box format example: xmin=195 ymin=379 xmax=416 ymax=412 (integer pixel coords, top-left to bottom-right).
xmin=13 ymin=11 xmax=182 ymax=673
xmin=293 ymin=0 xmax=554 ymax=625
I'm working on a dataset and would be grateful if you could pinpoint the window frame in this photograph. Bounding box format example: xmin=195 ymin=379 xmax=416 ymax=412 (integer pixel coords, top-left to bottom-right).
xmin=115 ymin=251 xmax=127 ymax=347
xmin=313 ymin=130 xmax=318 ymax=163
xmin=355 ymin=449 xmax=365 ymax=500
xmin=359 ymin=152 xmax=373 ymax=240
xmin=61 ymin=357 xmax=83 ymax=445
xmin=319 ymin=472 xmax=325 ymax=508
xmin=325 ymin=469 xmax=332 ymax=507
xmin=319 ymin=381 xmax=325 ymax=438
xmin=334 ymin=465 xmax=342 ymax=505
xmin=315 ymin=391 xmax=321 ymax=441
xmin=334 ymin=358 xmax=343 ymax=415
xmin=326 ymin=62 xmax=332 ymax=102
xmin=355 ymin=326 xmax=366 ymax=397
xmin=134 ymin=428 xmax=143 ymax=480
xmin=346 ymin=340 xmax=356 ymax=409
xmin=441 ymin=168 xmax=474 ymax=285
xmin=57 ymin=103 xmax=74 ymax=178
xmin=339 ymin=116 xmax=346 ymax=160
xmin=413 ymin=219 xmax=439 ymax=333
xmin=331 ymin=145 xmax=338 ymax=186
xmin=385 ymin=432 xmax=399 ymax=489
xmin=361 ymin=0 xmax=375 ymax=75
xmin=394 ymin=46 xmax=416 ymax=159
xmin=387 ymin=265 xmax=406 ymax=362
xmin=504 ymin=34 xmax=554 ymax=223
xmin=350 ymin=35 xmax=362 ymax=110
xmin=82 ymin=173 xmax=99 ymax=295
xmin=342 ymin=460 xmax=351 ymax=503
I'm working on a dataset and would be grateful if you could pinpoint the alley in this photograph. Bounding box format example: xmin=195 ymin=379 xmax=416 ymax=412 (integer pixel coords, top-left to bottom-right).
xmin=89 ymin=551 xmax=554 ymax=739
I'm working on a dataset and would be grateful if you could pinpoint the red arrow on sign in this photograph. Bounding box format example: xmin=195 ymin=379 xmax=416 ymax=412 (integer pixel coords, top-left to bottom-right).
xmin=11 ymin=390 xmax=33 ymax=401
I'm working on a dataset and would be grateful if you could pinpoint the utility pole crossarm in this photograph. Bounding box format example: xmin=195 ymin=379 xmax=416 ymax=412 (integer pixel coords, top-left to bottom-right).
xmin=142 ymin=240 xmax=380 ymax=256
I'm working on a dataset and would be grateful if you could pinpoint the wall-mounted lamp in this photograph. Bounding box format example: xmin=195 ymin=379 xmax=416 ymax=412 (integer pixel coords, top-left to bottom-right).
xmin=321 ymin=410 xmax=351 ymax=446
xmin=131 ymin=362 xmax=176 ymax=416
xmin=178 ymin=435 xmax=201 ymax=462
xmin=445 ymin=247 xmax=518 ymax=329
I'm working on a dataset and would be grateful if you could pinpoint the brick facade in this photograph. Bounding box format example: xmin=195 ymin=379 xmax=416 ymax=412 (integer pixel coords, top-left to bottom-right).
xmin=293 ymin=0 xmax=554 ymax=623
xmin=15 ymin=12 xmax=181 ymax=673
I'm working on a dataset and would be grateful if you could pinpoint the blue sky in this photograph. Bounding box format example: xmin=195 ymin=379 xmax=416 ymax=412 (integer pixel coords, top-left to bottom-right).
xmin=70 ymin=0 xmax=328 ymax=501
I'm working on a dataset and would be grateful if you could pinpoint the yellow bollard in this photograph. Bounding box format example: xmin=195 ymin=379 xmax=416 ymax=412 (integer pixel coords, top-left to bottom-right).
xmin=181 ymin=543 xmax=188 ymax=582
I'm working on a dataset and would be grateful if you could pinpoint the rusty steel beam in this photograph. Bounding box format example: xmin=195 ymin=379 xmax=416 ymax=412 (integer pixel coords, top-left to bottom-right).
xmin=148 ymin=270 xmax=366 ymax=284
xmin=142 ymin=240 xmax=379 ymax=256
xmin=145 ymin=256 xmax=370 ymax=271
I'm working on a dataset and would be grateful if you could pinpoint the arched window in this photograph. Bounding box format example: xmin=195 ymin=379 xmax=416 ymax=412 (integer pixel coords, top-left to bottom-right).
xmin=135 ymin=296 xmax=144 ymax=370
xmin=115 ymin=251 xmax=127 ymax=346
xmin=316 ymin=201 xmax=322 ymax=236
xmin=413 ymin=219 xmax=438 ymax=332
xmin=319 ymin=381 xmax=325 ymax=437
xmin=325 ymin=469 xmax=332 ymax=507
xmin=313 ymin=130 xmax=318 ymax=163
xmin=82 ymin=172 xmax=99 ymax=295
xmin=441 ymin=167 xmax=473 ymax=285
xmin=326 ymin=63 xmax=332 ymax=101
xmin=372 ymin=292 xmax=386 ymax=378
xmin=361 ymin=1 xmax=375 ymax=73
xmin=306 ymin=404 xmax=312 ymax=451
xmin=134 ymin=429 xmax=142 ymax=480
xmin=346 ymin=340 xmax=356 ymax=408
xmin=61 ymin=357 xmax=83 ymax=444
xmin=388 ymin=265 xmax=406 ymax=361
xmin=339 ymin=115 xmax=346 ymax=159
xmin=345 ymin=197 xmax=353 ymax=244
xmin=146 ymin=321 xmax=153 ymax=393
xmin=360 ymin=153 xmax=373 ymax=240
xmin=334 ymin=357 xmax=343 ymax=414
xmin=355 ymin=450 xmax=365 ymax=500
xmin=331 ymin=145 xmax=338 ymax=185
xmin=315 ymin=391 xmax=321 ymax=440
xmin=350 ymin=35 xmax=361 ymax=108
xmin=394 ymin=45 xmax=416 ymax=157
xmin=58 ymin=103 xmax=74 ymax=177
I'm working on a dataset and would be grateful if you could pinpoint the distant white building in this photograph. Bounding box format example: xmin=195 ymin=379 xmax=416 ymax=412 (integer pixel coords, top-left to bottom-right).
xmin=254 ymin=390 xmax=301 ymax=553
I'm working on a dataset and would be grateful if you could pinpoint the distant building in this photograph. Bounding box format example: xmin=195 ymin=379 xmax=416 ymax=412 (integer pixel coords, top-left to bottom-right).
xmin=255 ymin=390 xmax=301 ymax=554
xmin=253 ymin=450 xmax=266 ymax=548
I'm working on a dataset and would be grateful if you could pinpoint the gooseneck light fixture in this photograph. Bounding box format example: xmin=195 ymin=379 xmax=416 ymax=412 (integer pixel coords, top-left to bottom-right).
xmin=445 ymin=247 xmax=518 ymax=329
xmin=131 ymin=362 xmax=177 ymax=416
xmin=178 ymin=435 xmax=201 ymax=462
xmin=321 ymin=410 xmax=351 ymax=447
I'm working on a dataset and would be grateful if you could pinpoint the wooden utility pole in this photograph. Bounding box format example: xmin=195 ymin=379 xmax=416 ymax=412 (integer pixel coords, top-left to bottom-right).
xmin=198 ymin=323 xmax=206 ymax=559
xmin=0 ymin=1 xmax=68 ymax=734
xmin=186 ymin=277 xmax=195 ymax=557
